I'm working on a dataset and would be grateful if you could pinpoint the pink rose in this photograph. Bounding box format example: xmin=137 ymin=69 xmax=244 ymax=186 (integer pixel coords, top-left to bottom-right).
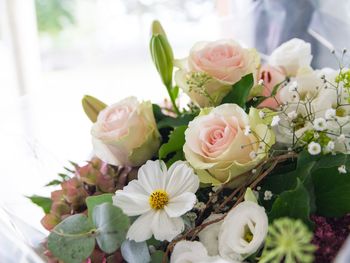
xmin=183 ymin=104 xmax=275 ymax=185
xmin=258 ymin=65 xmax=286 ymax=109
xmin=91 ymin=97 xmax=160 ymax=167
xmin=188 ymin=40 xmax=258 ymax=84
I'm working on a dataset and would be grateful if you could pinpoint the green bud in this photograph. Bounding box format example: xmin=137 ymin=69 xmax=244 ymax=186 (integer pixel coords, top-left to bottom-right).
xmin=151 ymin=20 xmax=167 ymax=37
xmin=150 ymin=32 xmax=174 ymax=88
xmin=244 ymin=187 xmax=258 ymax=203
xmin=82 ymin=95 xmax=107 ymax=123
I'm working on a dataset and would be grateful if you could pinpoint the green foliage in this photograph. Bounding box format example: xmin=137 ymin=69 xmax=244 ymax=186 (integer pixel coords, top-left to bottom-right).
xmin=269 ymin=179 xmax=312 ymax=227
xmin=221 ymin=73 xmax=254 ymax=109
xmin=157 ymin=113 xmax=196 ymax=130
xmin=45 ymin=179 xmax=62 ymax=186
xmin=35 ymin=0 xmax=75 ymax=34
xmin=27 ymin=195 xmax=52 ymax=214
xmin=48 ymin=203 xmax=130 ymax=261
xmin=151 ymin=251 xmax=167 ymax=263
xmin=262 ymin=150 xmax=350 ymax=227
xmin=159 ymin=125 xmax=187 ymax=160
xmin=93 ymin=203 xmax=130 ymax=253
xmin=48 ymin=214 xmax=96 ymax=263
xmin=86 ymin=193 xmax=113 ymax=220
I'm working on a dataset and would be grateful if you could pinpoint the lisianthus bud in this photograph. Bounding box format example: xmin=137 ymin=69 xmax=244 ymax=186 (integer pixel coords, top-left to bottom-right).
xmin=82 ymin=95 xmax=107 ymax=122
xmin=150 ymin=34 xmax=174 ymax=88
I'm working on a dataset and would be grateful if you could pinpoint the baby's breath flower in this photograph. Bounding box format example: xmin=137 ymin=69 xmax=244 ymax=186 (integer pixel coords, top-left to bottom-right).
xmin=308 ymin=142 xmax=321 ymax=155
xmin=259 ymin=218 xmax=316 ymax=263
xmin=287 ymin=110 xmax=297 ymax=120
xmin=325 ymin=108 xmax=336 ymax=120
xmin=313 ymin=118 xmax=327 ymax=131
xmin=338 ymin=165 xmax=347 ymax=174
xmin=249 ymin=151 xmax=257 ymax=159
xmin=338 ymin=134 xmax=346 ymax=143
xmin=288 ymin=81 xmax=298 ymax=92
xmin=271 ymin=116 xmax=280 ymax=127
xmin=326 ymin=141 xmax=335 ymax=152
xmin=244 ymin=126 xmax=251 ymax=136
xmin=263 ymin=190 xmax=273 ymax=200
xmin=259 ymin=111 xmax=266 ymax=119
xmin=258 ymin=79 xmax=264 ymax=86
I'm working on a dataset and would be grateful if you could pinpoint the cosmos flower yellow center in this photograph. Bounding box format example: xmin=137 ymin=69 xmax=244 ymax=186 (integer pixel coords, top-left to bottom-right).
xmin=149 ymin=189 xmax=169 ymax=210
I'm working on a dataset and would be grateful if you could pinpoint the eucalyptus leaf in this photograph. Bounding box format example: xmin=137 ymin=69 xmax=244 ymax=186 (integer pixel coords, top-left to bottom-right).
xmin=86 ymin=193 xmax=113 ymax=220
xmin=48 ymin=214 xmax=96 ymax=263
xmin=93 ymin=203 xmax=130 ymax=254
xmin=121 ymin=240 xmax=151 ymax=263
xmin=27 ymin=195 xmax=52 ymax=214
xmin=221 ymin=73 xmax=254 ymax=109
xmin=159 ymin=125 xmax=187 ymax=159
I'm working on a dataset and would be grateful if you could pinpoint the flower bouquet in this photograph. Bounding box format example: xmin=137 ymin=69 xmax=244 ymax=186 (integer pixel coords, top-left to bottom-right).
xmin=30 ymin=21 xmax=350 ymax=263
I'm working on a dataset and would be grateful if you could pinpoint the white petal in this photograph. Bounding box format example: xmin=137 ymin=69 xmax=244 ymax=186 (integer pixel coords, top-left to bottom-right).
xmin=198 ymin=214 xmax=223 ymax=256
xmin=164 ymin=192 xmax=197 ymax=218
xmin=171 ymin=240 xmax=209 ymax=263
xmin=113 ymin=186 xmax=150 ymax=216
xmin=138 ymin=160 xmax=168 ymax=193
xmin=166 ymin=161 xmax=199 ymax=197
xmin=151 ymin=210 xmax=184 ymax=241
xmin=126 ymin=211 xmax=155 ymax=242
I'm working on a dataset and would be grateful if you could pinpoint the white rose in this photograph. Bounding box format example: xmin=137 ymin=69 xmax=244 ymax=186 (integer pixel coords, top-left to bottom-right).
xmin=218 ymin=201 xmax=268 ymax=261
xmin=91 ymin=96 xmax=160 ymax=167
xmin=269 ymin=38 xmax=312 ymax=76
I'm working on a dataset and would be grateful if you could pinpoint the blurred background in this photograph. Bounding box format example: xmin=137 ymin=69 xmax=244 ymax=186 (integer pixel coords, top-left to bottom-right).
xmin=0 ymin=0 xmax=350 ymax=233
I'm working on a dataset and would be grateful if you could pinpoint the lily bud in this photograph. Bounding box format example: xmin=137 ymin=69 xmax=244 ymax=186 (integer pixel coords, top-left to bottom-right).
xmin=151 ymin=20 xmax=167 ymax=37
xmin=150 ymin=31 xmax=174 ymax=88
xmin=82 ymin=95 xmax=107 ymax=123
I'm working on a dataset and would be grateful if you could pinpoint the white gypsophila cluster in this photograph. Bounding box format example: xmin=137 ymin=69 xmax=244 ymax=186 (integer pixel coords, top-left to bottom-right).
xmin=271 ymin=67 xmax=350 ymax=154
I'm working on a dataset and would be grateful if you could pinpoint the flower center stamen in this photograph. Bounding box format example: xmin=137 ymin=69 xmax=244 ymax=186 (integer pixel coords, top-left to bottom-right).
xmin=149 ymin=190 xmax=169 ymax=210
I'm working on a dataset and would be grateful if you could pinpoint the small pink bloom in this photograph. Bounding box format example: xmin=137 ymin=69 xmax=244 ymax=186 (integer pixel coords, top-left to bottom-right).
xmin=258 ymin=65 xmax=286 ymax=109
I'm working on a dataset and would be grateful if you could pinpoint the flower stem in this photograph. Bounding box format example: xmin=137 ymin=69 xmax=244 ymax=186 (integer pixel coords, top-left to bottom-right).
xmin=166 ymin=84 xmax=180 ymax=115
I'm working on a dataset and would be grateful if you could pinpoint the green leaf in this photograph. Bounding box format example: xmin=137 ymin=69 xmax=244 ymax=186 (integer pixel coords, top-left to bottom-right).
xmin=151 ymin=251 xmax=167 ymax=263
xmin=27 ymin=195 xmax=52 ymax=214
xmin=45 ymin=179 xmax=62 ymax=186
xmin=157 ymin=113 xmax=196 ymax=129
xmin=159 ymin=125 xmax=187 ymax=159
xmin=313 ymin=166 xmax=350 ymax=217
xmin=221 ymin=73 xmax=254 ymax=109
xmin=93 ymin=203 xmax=130 ymax=254
xmin=166 ymin=150 xmax=185 ymax=167
xmin=86 ymin=193 xmax=113 ymax=220
xmin=269 ymin=178 xmax=312 ymax=227
xmin=48 ymin=214 xmax=96 ymax=263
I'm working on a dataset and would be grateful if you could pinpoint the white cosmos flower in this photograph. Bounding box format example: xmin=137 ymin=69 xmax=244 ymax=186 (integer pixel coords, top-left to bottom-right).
xmin=218 ymin=201 xmax=268 ymax=261
xmin=113 ymin=160 xmax=199 ymax=242
xmin=198 ymin=214 xmax=224 ymax=256
xmin=171 ymin=241 xmax=239 ymax=263
xmin=313 ymin=118 xmax=327 ymax=131
xmin=308 ymin=142 xmax=321 ymax=155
